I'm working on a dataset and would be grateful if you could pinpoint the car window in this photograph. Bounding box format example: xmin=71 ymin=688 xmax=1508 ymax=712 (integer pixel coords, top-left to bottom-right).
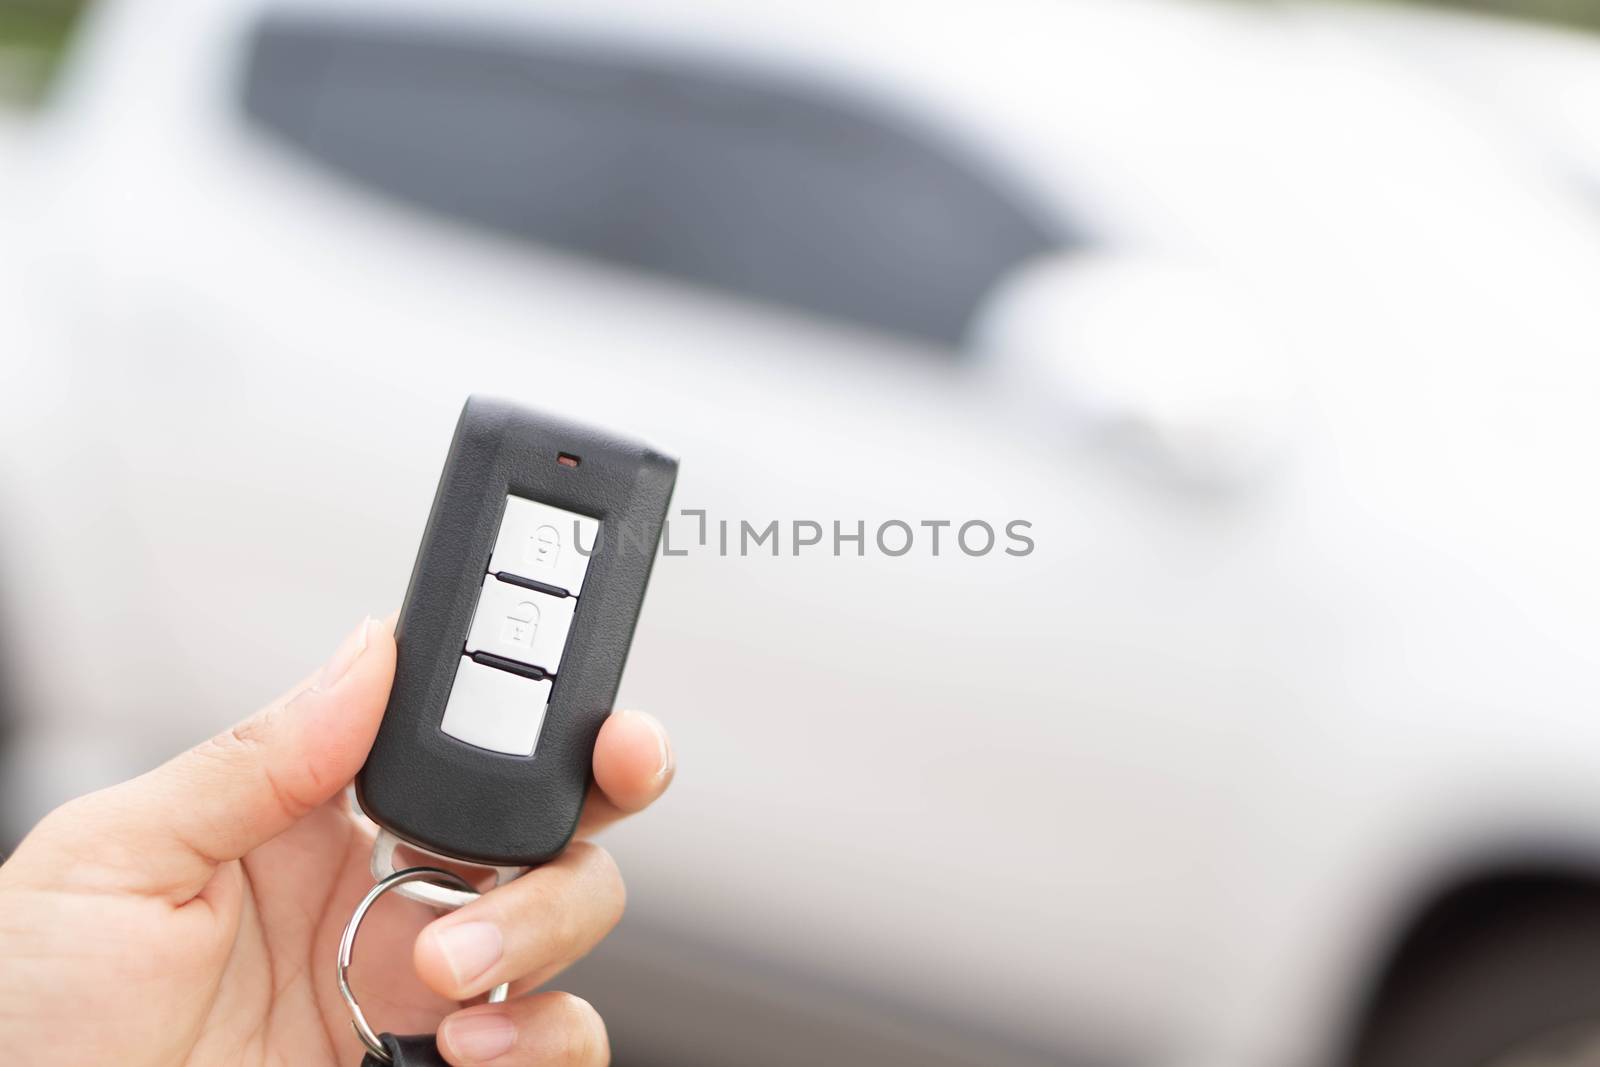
xmin=240 ymin=15 xmax=1069 ymax=345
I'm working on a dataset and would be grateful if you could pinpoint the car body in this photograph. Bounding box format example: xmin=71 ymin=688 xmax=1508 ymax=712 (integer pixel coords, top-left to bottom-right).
xmin=3 ymin=1 xmax=1600 ymax=1065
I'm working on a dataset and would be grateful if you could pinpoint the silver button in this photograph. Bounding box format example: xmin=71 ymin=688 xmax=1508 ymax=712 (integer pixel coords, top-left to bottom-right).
xmin=489 ymin=495 xmax=598 ymax=595
xmin=465 ymin=575 xmax=577 ymax=673
xmin=439 ymin=655 xmax=552 ymax=756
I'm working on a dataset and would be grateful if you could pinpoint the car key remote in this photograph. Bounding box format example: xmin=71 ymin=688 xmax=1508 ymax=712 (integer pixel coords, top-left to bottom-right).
xmin=356 ymin=395 xmax=677 ymax=867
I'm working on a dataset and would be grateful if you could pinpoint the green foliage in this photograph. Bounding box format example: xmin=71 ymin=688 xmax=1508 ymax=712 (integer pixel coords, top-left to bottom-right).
xmin=1380 ymin=0 xmax=1600 ymax=29
xmin=0 ymin=0 xmax=90 ymax=103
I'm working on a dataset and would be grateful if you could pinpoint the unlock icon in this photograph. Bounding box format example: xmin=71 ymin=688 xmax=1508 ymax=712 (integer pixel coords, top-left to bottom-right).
xmin=501 ymin=600 xmax=540 ymax=649
xmin=526 ymin=524 xmax=560 ymax=570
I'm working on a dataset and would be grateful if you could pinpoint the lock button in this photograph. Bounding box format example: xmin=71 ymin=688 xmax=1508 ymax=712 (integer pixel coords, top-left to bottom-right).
xmin=440 ymin=655 xmax=552 ymax=756
xmin=465 ymin=574 xmax=577 ymax=673
xmin=489 ymin=496 xmax=598 ymax=595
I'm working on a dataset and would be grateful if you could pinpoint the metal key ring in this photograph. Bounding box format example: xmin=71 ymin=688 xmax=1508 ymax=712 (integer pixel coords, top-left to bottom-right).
xmin=338 ymin=867 xmax=512 ymax=1063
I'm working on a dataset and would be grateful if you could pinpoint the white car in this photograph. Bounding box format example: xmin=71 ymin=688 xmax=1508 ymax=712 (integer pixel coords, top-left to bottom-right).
xmin=4 ymin=1 xmax=1600 ymax=1065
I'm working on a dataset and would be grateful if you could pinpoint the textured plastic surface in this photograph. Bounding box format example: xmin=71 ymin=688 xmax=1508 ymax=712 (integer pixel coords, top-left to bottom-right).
xmin=356 ymin=396 xmax=676 ymax=865
xmin=361 ymin=1034 xmax=448 ymax=1067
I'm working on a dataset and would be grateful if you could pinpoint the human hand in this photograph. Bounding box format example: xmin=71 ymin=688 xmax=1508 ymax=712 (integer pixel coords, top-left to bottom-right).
xmin=0 ymin=616 xmax=674 ymax=1066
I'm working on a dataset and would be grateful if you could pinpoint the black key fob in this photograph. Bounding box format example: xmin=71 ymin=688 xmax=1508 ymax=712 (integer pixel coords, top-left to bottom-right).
xmin=362 ymin=1035 xmax=448 ymax=1067
xmin=356 ymin=396 xmax=677 ymax=866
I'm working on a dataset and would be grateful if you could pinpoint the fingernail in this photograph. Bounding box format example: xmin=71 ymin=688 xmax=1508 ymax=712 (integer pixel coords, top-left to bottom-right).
xmin=441 ymin=1011 xmax=517 ymax=1062
xmin=314 ymin=617 xmax=371 ymax=692
xmin=645 ymin=712 xmax=674 ymax=781
xmin=434 ymin=920 xmax=503 ymax=987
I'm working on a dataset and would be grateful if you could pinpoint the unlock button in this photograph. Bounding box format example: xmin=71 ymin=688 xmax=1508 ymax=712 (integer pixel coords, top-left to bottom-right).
xmin=466 ymin=575 xmax=577 ymax=673
xmin=501 ymin=599 xmax=539 ymax=649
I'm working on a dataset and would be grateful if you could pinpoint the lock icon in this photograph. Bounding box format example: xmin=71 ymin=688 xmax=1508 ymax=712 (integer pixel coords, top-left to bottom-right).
xmin=501 ymin=600 xmax=540 ymax=649
xmin=526 ymin=524 xmax=560 ymax=570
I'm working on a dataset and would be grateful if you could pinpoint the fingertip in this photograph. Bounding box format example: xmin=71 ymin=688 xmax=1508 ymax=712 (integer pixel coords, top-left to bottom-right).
xmin=437 ymin=1006 xmax=517 ymax=1065
xmin=323 ymin=613 xmax=396 ymax=704
xmin=350 ymin=614 xmax=397 ymax=703
xmin=288 ymin=614 xmax=397 ymax=795
xmin=593 ymin=709 xmax=674 ymax=814
xmin=412 ymin=924 xmax=446 ymax=999
xmin=438 ymin=993 xmax=608 ymax=1066
xmin=412 ymin=919 xmax=469 ymax=1001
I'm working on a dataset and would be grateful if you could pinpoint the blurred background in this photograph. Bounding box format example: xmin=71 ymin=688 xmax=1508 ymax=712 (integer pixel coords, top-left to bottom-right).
xmin=4 ymin=1 xmax=1600 ymax=1065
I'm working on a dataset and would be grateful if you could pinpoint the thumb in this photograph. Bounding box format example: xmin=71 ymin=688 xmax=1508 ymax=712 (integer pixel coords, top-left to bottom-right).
xmin=55 ymin=615 xmax=395 ymax=900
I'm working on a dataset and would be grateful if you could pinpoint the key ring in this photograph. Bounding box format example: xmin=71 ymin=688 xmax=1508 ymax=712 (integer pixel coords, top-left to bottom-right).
xmin=338 ymin=866 xmax=512 ymax=1063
